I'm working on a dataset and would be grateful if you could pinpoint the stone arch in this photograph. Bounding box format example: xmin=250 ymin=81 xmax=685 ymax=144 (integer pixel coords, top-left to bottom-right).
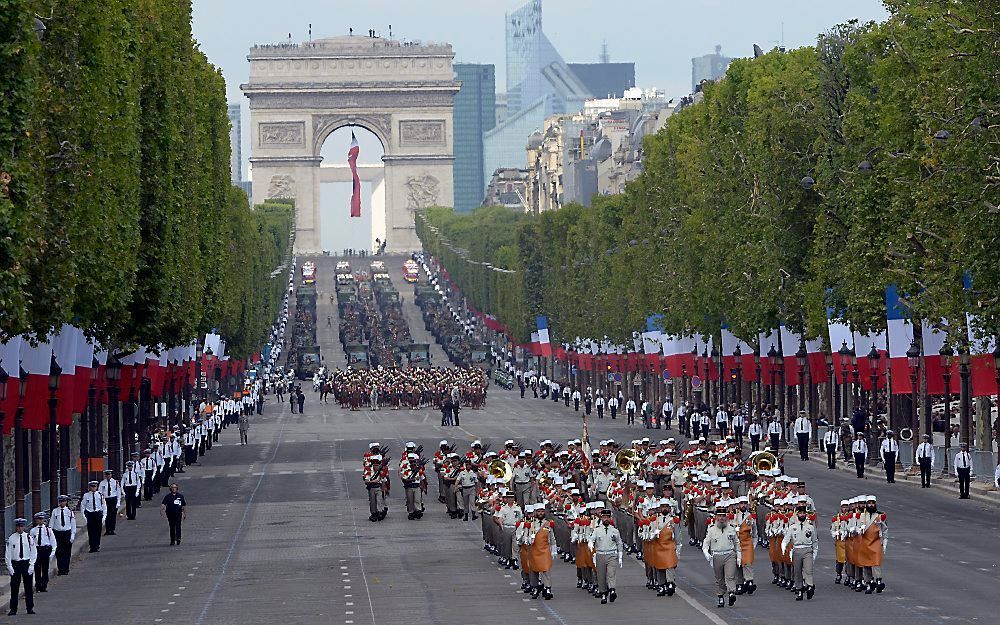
xmin=312 ymin=114 xmax=391 ymax=159
xmin=243 ymin=35 xmax=459 ymax=254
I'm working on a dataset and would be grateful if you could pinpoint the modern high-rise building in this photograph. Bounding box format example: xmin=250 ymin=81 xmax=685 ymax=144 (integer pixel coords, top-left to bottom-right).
xmin=691 ymin=45 xmax=732 ymax=92
xmin=567 ymin=62 xmax=636 ymax=98
xmin=484 ymin=0 xmax=592 ymax=190
xmin=227 ymin=103 xmax=242 ymax=186
xmin=453 ymin=63 xmax=497 ymax=212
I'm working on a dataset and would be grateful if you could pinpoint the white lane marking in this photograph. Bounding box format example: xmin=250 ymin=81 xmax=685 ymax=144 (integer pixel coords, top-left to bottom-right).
xmin=194 ymin=411 xmax=289 ymax=625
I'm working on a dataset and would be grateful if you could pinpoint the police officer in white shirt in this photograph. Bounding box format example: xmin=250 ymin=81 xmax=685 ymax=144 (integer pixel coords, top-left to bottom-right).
xmin=572 ymin=388 xmax=581 ymax=411
xmin=608 ymin=395 xmax=619 ymax=420
xmin=662 ymin=399 xmax=674 ymax=431
xmin=879 ymin=431 xmax=899 ymax=483
xmin=98 ymin=469 xmax=122 ymax=535
xmin=625 ymin=398 xmax=638 ymax=425
xmin=122 ymin=459 xmax=144 ymax=519
xmin=823 ymin=426 xmax=840 ymax=469
xmin=767 ymin=417 xmax=782 ymax=451
xmin=699 ymin=411 xmax=712 ymax=439
xmin=49 ymin=494 xmax=76 ymax=575
xmin=80 ymin=480 xmax=107 ymax=552
xmin=793 ymin=412 xmax=811 ymax=461
xmin=140 ymin=448 xmax=157 ymax=500
xmin=852 ymin=433 xmax=869 ymax=479
xmin=731 ymin=409 xmax=745 ymax=448
xmin=5 ymin=518 xmax=35 ymax=615
xmin=916 ymin=434 xmax=936 ymax=488
xmin=747 ymin=418 xmax=763 ymax=452
xmin=30 ymin=512 xmax=54 ymax=592
xmin=954 ymin=442 xmax=973 ymax=499
xmin=595 ymin=393 xmax=606 ymax=419
xmin=716 ymin=406 xmax=730 ymax=438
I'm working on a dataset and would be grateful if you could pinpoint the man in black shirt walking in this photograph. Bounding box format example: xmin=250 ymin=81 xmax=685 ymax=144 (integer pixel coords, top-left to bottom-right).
xmin=160 ymin=484 xmax=187 ymax=546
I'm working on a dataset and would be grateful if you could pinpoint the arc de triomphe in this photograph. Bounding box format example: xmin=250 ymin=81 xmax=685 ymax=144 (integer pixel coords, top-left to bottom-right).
xmin=242 ymin=36 xmax=459 ymax=253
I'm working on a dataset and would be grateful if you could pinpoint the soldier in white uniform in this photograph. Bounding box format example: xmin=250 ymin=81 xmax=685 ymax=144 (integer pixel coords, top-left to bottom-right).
xmin=30 ymin=512 xmax=55 ymax=593
xmin=782 ymin=504 xmax=819 ymax=600
xmin=121 ymin=459 xmax=144 ymax=520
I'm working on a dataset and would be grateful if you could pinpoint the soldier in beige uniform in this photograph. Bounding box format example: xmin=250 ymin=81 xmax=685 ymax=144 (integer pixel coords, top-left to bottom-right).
xmin=495 ymin=491 xmax=523 ymax=569
xmin=512 ymin=451 xmax=535 ymax=508
xmin=588 ymin=505 xmax=623 ymax=604
xmin=703 ymin=500 xmax=742 ymax=608
xmin=782 ymin=504 xmax=819 ymax=600
xmin=456 ymin=460 xmax=480 ymax=521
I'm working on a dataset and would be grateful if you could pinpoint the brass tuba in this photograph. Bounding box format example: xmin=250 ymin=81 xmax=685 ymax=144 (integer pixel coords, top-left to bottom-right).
xmin=615 ymin=449 xmax=641 ymax=475
xmin=488 ymin=459 xmax=513 ymax=483
xmin=748 ymin=451 xmax=778 ymax=475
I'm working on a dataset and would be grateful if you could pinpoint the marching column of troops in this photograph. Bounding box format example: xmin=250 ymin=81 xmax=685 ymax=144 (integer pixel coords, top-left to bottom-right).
xmin=322 ymin=367 xmax=488 ymax=411
xmin=361 ymin=435 xmax=889 ymax=609
xmin=2 ymin=379 xmax=264 ymax=616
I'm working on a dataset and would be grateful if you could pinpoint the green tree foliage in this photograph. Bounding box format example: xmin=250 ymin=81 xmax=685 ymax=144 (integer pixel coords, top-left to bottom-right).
xmin=419 ymin=0 xmax=999 ymax=349
xmin=0 ymin=1 xmax=292 ymax=358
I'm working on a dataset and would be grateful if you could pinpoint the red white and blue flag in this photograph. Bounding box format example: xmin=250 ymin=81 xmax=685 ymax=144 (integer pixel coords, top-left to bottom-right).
xmin=348 ymin=132 xmax=361 ymax=218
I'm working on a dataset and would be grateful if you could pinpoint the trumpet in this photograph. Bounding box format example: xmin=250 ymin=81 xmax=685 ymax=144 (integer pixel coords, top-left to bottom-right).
xmin=488 ymin=459 xmax=513 ymax=483
xmin=615 ymin=449 xmax=641 ymax=475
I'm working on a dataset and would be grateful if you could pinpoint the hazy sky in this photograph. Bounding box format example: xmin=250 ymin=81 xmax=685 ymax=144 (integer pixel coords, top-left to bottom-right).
xmin=192 ymin=0 xmax=889 ymax=103
xmin=192 ymin=0 xmax=890 ymax=250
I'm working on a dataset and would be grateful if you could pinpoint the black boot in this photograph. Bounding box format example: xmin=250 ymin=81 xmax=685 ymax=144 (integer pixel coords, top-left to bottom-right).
xmin=876 ymin=579 xmax=885 ymax=593
xmin=601 ymin=593 xmax=608 ymax=604
xmin=835 ymin=574 xmax=842 ymax=584
xmin=746 ymin=580 xmax=756 ymax=595
xmin=735 ymin=582 xmax=745 ymax=595
xmin=666 ymin=582 xmax=676 ymax=596
xmin=717 ymin=596 xmax=725 ymax=608
xmin=728 ymin=592 xmax=736 ymax=606
xmin=657 ymin=585 xmax=667 ymax=596
xmin=609 ymin=588 xmax=617 ymax=603
xmin=806 ymin=585 xmax=815 ymax=599
xmin=796 ymin=589 xmax=804 ymax=601
xmin=542 ymin=586 xmax=553 ymax=600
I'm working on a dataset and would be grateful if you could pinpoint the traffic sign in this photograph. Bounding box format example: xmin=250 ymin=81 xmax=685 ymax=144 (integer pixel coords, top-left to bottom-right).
xmin=661 ymin=370 xmax=671 ymax=381
xmin=607 ymin=373 xmax=615 ymax=382
xmin=571 ymin=365 xmax=578 ymax=376
xmin=613 ymin=373 xmax=623 ymax=383
xmin=691 ymin=375 xmax=702 ymax=389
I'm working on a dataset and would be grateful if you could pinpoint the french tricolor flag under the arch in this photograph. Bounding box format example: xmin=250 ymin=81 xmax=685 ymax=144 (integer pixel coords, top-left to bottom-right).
xmin=348 ymin=132 xmax=361 ymax=218
xmin=536 ymin=316 xmax=553 ymax=357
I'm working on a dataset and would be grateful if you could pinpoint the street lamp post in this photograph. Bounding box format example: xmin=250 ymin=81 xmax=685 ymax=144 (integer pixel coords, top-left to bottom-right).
xmin=993 ymin=342 xmax=1000 ymax=468
xmin=795 ymin=339 xmax=808 ymax=423
xmin=906 ymin=339 xmax=921 ymax=463
xmin=838 ymin=341 xmax=851 ymax=423
xmin=692 ymin=347 xmax=701 ymax=409
xmin=14 ymin=370 xmax=27 ymax=519
xmin=0 ymin=367 xmax=7 ymax=531
xmin=958 ymin=347 xmax=971 ymax=448
xmin=824 ymin=351 xmax=834 ymax=427
xmin=48 ymin=355 xmax=61 ymax=510
xmin=711 ymin=346 xmax=721 ymax=407
xmin=767 ymin=345 xmax=779 ymax=410
xmin=754 ymin=350 xmax=762 ymax=407
xmin=940 ymin=342 xmax=953 ymax=476
xmin=107 ymin=355 xmax=122 ymax=478
xmin=733 ymin=344 xmax=743 ymax=406
xmin=993 ymin=336 xmax=1000 ymax=465
xmin=867 ymin=346 xmax=880 ymax=417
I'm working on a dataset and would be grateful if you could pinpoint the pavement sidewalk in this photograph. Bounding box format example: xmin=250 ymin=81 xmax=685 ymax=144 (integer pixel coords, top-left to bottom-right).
xmin=797 ymin=443 xmax=999 ymax=504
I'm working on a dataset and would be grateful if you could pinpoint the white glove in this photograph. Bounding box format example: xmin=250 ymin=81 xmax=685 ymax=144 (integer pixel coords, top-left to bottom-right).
xmin=618 ymin=553 xmax=623 ymax=567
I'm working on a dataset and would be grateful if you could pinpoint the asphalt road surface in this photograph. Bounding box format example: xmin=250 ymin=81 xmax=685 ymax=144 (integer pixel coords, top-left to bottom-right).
xmin=41 ymin=306 xmax=999 ymax=625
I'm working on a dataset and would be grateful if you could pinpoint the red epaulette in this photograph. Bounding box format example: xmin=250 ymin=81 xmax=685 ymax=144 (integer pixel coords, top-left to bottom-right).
xmin=808 ymin=513 xmax=816 ymax=521
xmin=549 ymin=520 xmax=555 ymax=528
xmin=880 ymin=513 xmax=886 ymax=521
